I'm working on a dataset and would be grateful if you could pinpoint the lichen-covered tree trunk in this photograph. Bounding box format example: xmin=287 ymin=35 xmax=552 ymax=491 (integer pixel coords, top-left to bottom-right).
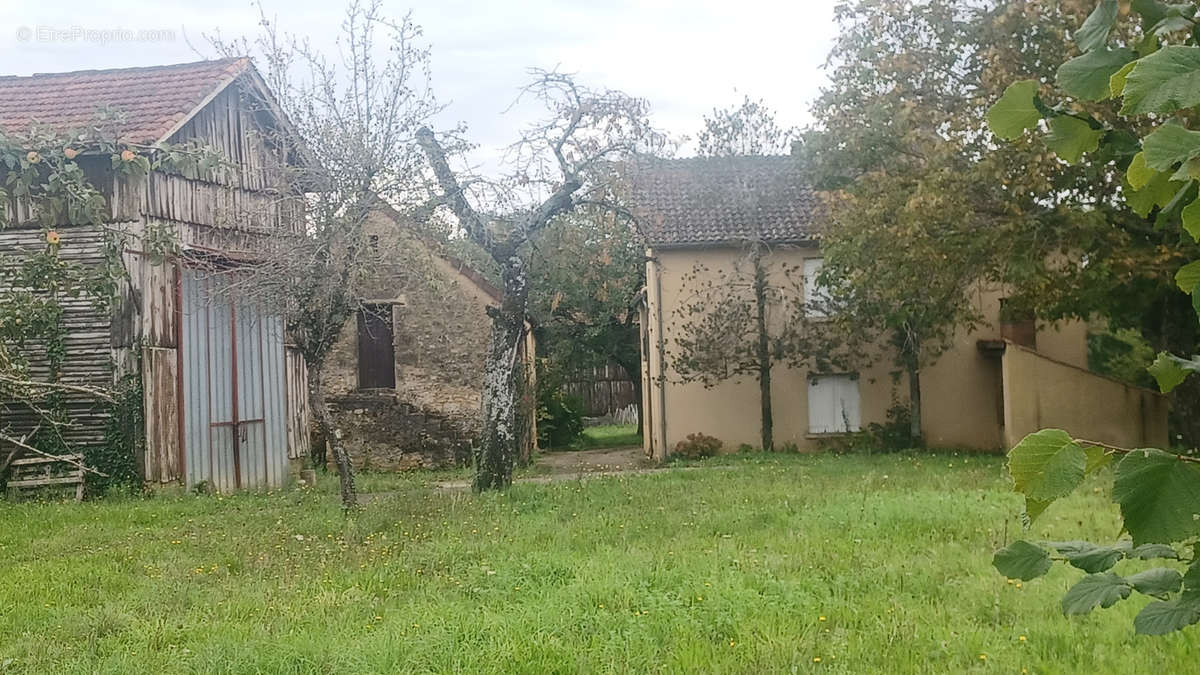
xmin=474 ymin=257 xmax=529 ymax=491
xmin=308 ymin=364 xmax=357 ymax=508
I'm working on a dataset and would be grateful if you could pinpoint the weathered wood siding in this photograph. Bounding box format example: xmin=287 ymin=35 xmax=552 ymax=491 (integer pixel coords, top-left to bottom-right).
xmin=141 ymin=346 xmax=180 ymax=483
xmin=0 ymin=224 xmax=114 ymax=449
xmin=285 ymin=346 xmax=311 ymax=460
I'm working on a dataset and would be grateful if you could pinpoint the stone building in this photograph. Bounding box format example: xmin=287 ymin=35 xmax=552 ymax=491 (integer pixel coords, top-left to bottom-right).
xmin=322 ymin=204 xmax=536 ymax=470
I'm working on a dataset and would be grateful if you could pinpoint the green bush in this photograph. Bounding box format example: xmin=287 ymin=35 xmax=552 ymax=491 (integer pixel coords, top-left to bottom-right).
xmin=673 ymin=433 xmax=722 ymax=459
xmin=86 ymin=369 xmax=145 ymax=497
xmin=537 ymin=389 xmax=585 ymax=449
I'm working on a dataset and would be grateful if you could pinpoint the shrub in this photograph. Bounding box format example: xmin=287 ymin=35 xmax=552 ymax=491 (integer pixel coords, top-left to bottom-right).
xmin=86 ymin=369 xmax=145 ymax=496
xmin=537 ymin=388 xmax=585 ymax=448
xmin=673 ymin=433 xmax=722 ymax=459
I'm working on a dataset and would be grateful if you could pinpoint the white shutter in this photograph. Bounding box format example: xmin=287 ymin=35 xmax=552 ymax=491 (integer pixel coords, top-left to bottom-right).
xmin=808 ymin=374 xmax=860 ymax=433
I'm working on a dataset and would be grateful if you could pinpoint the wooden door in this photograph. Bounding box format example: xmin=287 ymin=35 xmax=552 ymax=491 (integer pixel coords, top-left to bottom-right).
xmin=357 ymin=303 xmax=395 ymax=389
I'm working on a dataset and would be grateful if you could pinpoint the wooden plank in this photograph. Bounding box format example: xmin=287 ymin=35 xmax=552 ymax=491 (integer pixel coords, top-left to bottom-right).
xmin=9 ymin=475 xmax=85 ymax=487
xmin=10 ymin=454 xmax=83 ymax=466
xmin=142 ymin=346 xmax=181 ymax=483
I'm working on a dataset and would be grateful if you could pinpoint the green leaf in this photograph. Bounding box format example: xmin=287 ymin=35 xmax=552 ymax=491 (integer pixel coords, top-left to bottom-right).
xmin=1183 ymin=197 xmax=1200 ymax=241
xmin=1076 ymin=0 xmax=1119 ymax=52
xmin=987 ymin=80 xmax=1042 ymax=140
xmin=1061 ymin=572 xmax=1132 ymax=615
xmin=1085 ymin=445 xmax=1114 ymax=474
xmin=1112 ymin=448 xmax=1200 ymax=546
xmin=1110 ymin=60 xmax=1138 ymax=97
xmin=1124 ymin=172 xmax=1183 ymax=217
xmin=1127 ymin=152 xmax=1155 ymax=190
xmin=1122 ymin=46 xmax=1200 ymax=115
xmin=1008 ymin=429 xmax=1088 ymax=503
xmin=1142 ymin=124 xmax=1200 ymax=172
xmin=1134 ymin=592 xmax=1200 ymax=634
xmin=993 ymin=540 xmax=1052 ymax=581
xmin=1132 ymin=543 xmax=1180 ymax=560
xmin=1127 ymin=567 xmax=1184 ymax=599
xmin=1174 ymin=260 xmax=1200 ymax=293
xmin=1050 ymin=541 xmax=1126 ymax=573
xmin=1057 ymin=47 xmax=1136 ymax=101
xmin=1021 ymin=498 xmax=1054 ymax=526
xmin=1045 ymin=116 xmax=1105 ymax=164
xmin=1131 ymin=0 xmax=1170 ymax=26
xmin=1155 ymin=180 xmax=1199 ymax=230
xmin=1148 ymin=352 xmax=1200 ymax=393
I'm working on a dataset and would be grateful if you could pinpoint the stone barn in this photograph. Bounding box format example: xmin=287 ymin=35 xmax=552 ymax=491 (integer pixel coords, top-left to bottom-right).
xmin=320 ymin=203 xmax=537 ymax=470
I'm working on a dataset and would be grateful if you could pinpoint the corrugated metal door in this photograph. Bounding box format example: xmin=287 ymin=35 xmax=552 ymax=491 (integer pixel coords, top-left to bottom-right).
xmin=180 ymin=267 xmax=289 ymax=491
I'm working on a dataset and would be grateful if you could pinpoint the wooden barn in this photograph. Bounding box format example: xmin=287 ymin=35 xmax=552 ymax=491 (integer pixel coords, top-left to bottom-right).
xmin=0 ymin=58 xmax=312 ymax=492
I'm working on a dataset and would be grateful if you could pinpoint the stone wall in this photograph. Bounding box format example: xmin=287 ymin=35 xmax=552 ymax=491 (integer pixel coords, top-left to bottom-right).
xmin=322 ymin=209 xmax=501 ymax=468
xmin=328 ymin=393 xmax=473 ymax=470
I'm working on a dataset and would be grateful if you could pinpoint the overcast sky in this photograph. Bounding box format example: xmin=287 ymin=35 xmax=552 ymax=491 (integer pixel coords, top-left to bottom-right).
xmin=3 ymin=0 xmax=837 ymax=171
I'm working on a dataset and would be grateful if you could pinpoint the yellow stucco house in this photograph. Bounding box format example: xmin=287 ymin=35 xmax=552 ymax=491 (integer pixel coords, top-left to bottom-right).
xmin=630 ymin=155 xmax=1168 ymax=461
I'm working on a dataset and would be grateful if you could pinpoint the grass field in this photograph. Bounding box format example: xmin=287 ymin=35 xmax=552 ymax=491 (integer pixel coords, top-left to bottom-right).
xmin=1 ymin=452 xmax=1195 ymax=673
xmin=559 ymin=423 xmax=641 ymax=451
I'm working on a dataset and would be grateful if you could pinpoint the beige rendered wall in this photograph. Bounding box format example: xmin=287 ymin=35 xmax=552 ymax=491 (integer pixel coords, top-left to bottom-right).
xmin=1001 ymin=343 xmax=1168 ymax=450
xmin=645 ymin=244 xmax=897 ymax=454
xmin=645 ymin=245 xmax=1097 ymax=456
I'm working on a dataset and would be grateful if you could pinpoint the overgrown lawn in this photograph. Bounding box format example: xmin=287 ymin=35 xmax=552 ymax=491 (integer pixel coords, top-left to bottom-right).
xmin=1 ymin=453 xmax=1194 ymax=673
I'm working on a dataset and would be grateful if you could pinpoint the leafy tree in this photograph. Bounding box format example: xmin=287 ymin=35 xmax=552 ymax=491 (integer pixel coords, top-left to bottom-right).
xmin=800 ymin=0 xmax=1200 ymax=444
xmin=988 ymin=0 xmax=1200 ymax=635
xmin=417 ymin=73 xmax=664 ymax=491
xmin=696 ymin=95 xmax=797 ymax=157
xmin=528 ymin=207 xmax=645 ymax=433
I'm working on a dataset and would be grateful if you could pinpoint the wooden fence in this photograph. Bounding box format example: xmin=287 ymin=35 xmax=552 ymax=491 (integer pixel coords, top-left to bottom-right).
xmin=562 ymin=362 xmax=636 ymax=417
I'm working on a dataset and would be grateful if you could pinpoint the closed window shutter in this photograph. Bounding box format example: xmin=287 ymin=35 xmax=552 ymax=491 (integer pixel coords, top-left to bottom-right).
xmin=808 ymin=374 xmax=860 ymax=433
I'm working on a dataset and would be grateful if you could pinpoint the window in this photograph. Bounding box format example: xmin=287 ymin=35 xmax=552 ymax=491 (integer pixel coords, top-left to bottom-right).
xmin=803 ymin=257 xmax=828 ymax=317
xmin=357 ymin=303 xmax=395 ymax=389
xmin=808 ymin=374 xmax=860 ymax=434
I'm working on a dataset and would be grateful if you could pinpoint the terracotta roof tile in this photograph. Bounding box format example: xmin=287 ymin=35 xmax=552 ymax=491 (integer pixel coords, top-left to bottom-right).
xmin=627 ymin=155 xmax=821 ymax=247
xmin=0 ymin=57 xmax=250 ymax=145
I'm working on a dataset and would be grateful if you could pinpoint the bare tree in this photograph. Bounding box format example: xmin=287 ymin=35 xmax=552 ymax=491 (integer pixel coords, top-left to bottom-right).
xmin=696 ymin=95 xmax=797 ymax=157
xmin=417 ymin=71 xmax=664 ymax=491
xmin=209 ymin=0 xmax=445 ymax=508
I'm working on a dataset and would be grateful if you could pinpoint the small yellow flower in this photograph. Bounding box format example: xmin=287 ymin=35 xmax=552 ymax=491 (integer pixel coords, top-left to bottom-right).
xmin=121 ymin=149 xmax=136 ymax=162
xmin=812 ymin=657 xmax=821 ymax=663
xmin=818 ymin=615 xmax=827 ymax=622
xmin=1015 ymin=582 xmax=1023 ymax=589
xmin=45 ymin=230 xmax=60 ymax=245
xmin=729 ymin=640 xmax=736 ymax=647
xmin=26 ymin=151 xmax=40 ymax=164
xmin=1018 ymin=635 xmax=1027 ymax=642
xmin=979 ymin=654 xmax=987 ymax=661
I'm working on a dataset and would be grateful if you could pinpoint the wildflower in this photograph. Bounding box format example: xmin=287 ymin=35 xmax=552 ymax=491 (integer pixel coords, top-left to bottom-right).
xmin=121 ymin=149 xmax=136 ymax=162
xmin=26 ymin=151 xmax=40 ymax=164
xmin=45 ymin=230 xmax=60 ymax=245
xmin=813 ymin=657 xmax=821 ymax=663
xmin=1018 ymin=635 xmax=1027 ymax=643
xmin=818 ymin=615 xmax=827 ymax=622
xmin=979 ymin=654 xmax=987 ymax=661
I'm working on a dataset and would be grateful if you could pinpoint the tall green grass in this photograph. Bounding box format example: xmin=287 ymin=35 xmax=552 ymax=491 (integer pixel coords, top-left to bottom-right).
xmin=0 ymin=453 xmax=1194 ymax=673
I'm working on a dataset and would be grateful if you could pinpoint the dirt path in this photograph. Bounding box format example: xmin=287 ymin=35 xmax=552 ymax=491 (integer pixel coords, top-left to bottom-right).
xmin=432 ymin=445 xmax=660 ymax=490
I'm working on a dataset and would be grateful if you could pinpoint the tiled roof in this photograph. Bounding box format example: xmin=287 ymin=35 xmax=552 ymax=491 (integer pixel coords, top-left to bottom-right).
xmin=0 ymin=58 xmax=250 ymax=145
xmin=626 ymin=155 xmax=821 ymax=247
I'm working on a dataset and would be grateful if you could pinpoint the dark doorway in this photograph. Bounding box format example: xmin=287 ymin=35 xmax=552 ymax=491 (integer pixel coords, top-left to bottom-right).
xmin=357 ymin=303 xmax=396 ymax=389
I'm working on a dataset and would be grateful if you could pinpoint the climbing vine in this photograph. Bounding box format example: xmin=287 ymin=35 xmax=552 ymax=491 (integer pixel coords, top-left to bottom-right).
xmin=1 ymin=116 xmax=224 ymax=488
